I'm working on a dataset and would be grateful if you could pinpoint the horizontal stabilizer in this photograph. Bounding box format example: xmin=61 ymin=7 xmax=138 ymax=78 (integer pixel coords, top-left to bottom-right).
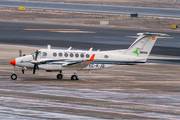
xmin=137 ymin=33 xmax=168 ymax=36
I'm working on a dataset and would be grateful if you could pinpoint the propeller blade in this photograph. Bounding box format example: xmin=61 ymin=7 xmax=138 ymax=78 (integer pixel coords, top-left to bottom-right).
xmin=35 ymin=50 xmax=39 ymax=60
xmin=32 ymin=54 xmax=35 ymax=60
xmin=36 ymin=64 xmax=39 ymax=71
xmin=22 ymin=69 xmax=24 ymax=74
xmin=19 ymin=50 xmax=22 ymax=57
xmin=32 ymin=50 xmax=39 ymax=74
xmin=33 ymin=64 xmax=36 ymax=74
xmin=33 ymin=64 xmax=39 ymax=74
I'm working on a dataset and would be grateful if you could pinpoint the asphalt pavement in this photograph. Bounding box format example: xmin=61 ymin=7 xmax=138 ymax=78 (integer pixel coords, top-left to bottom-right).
xmin=0 ymin=21 xmax=180 ymax=57
xmin=0 ymin=63 xmax=180 ymax=119
xmin=1 ymin=0 xmax=180 ymax=18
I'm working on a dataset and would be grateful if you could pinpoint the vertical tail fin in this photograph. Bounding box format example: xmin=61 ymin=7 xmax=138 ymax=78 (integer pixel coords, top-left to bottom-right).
xmin=125 ymin=33 xmax=168 ymax=59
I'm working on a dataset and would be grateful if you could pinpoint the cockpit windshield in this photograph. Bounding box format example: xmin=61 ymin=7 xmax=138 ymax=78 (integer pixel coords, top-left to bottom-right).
xmin=32 ymin=51 xmax=41 ymax=59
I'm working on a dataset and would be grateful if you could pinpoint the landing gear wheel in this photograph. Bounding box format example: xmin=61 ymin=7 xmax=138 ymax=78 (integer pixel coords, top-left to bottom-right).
xmin=11 ymin=74 xmax=17 ymax=80
xmin=57 ymin=74 xmax=63 ymax=79
xmin=71 ymin=75 xmax=79 ymax=80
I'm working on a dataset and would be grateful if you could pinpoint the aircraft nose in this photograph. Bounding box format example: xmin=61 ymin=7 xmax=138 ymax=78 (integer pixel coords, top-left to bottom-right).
xmin=10 ymin=59 xmax=16 ymax=66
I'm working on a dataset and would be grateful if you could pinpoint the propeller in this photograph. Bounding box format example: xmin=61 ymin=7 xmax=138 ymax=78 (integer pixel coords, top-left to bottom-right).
xmin=32 ymin=50 xmax=39 ymax=74
xmin=19 ymin=50 xmax=25 ymax=74
xmin=19 ymin=50 xmax=22 ymax=57
xmin=34 ymin=50 xmax=38 ymax=60
xmin=22 ymin=69 xmax=24 ymax=74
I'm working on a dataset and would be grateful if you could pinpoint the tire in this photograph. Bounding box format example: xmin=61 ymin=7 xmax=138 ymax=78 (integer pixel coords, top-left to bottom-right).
xmin=11 ymin=74 xmax=17 ymax=80
xmin=71 ymin=75 xmax=79 ymax=80
xmin=57 ymin=74 xmax=63 ymax=79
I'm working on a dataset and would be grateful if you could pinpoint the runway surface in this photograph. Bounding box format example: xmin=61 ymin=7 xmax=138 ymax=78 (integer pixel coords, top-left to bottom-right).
xmin=1 ymin=0 xmax=180 ymax=18
xmin=0 ymin=21 xmax=180 ymax=58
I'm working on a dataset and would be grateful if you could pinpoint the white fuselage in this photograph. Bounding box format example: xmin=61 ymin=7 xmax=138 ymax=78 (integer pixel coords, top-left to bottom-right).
xmin=15 ymin=49 xmax=146 ymax=72
xmin=10 ymin=33 xmax=167 ymax=80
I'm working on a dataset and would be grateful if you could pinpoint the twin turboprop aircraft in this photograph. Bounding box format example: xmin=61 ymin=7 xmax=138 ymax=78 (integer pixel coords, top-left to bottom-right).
xmin=10 ymin=32 xmax=167 ymax=80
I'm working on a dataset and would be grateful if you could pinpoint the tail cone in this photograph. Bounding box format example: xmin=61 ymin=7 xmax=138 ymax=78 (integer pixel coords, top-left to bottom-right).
xmin=10 ymin=59 xmax=16 ymax=66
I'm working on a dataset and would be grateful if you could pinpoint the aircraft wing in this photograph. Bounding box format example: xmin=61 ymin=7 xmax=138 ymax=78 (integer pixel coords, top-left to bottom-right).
xmin=62 ymin=54 xmax=95 ymax=68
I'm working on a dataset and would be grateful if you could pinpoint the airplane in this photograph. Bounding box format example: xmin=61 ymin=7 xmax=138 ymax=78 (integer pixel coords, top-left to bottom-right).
xmin=10 ymin=32 xmax=168 ymax=80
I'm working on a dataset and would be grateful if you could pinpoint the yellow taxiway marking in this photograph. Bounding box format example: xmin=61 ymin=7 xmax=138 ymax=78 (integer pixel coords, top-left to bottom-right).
xmin=24 ymin=29 xmax=79 ymax=31
xmin=126 ymin=36 xmax=173 ymax=39
xmin=134 ymin=88 xmax=149 ymax=91
xmin=50 ymin=31 xmax=96 ymax=33
xmin=23 ymin=29 xmax=96 ymax=33
xmin=126 ymin=36 xmax=138 ymax=38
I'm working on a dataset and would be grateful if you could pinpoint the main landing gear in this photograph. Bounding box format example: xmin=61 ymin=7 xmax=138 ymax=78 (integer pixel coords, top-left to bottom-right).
xmin=57 ymin=74 xmax=63 ymax=79
xmin=57 ymin=71 xmax=79 ymax=80
xmin=57 ymin=70 xmax=63 ymax=79
xmin=71 ymin=74 xmax=79 ymax=80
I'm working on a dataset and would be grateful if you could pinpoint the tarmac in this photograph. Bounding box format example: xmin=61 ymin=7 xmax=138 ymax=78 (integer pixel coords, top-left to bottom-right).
xmin=1 ymin=0 xmax=180 ymax=18
xmin=0 ymin=21 xmax=180 ymax=119
xmin=0 ymin=44 xmax=180 ymax=119
xmin=0 ymin=21 xmax=180 ymax=56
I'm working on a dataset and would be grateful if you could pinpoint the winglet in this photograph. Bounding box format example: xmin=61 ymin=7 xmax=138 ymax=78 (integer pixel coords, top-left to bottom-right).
xmin=88 ymin=54 xmax=95 ymax=61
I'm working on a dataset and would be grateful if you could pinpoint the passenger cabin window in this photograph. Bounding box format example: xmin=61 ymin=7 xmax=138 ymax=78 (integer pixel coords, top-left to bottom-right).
xmin=59 ymin=52 xmax=63 ymax=57
xmin=43 ymin=52 xmax=47 ymax=56
xmin=64 ymin=53 xmax=68 ymax=57
xmin=53 ymin=52 xmax=57 ymax=57
xmin=104 ymin=55 xmax=108 ymax=58
xmin=86 ymin=54 xmax=90 ymax=58
xmin=75 ymin=53 xmax=79 ymax=58
xmin=80 ymin=54 xmax=84 ymax=58
xmin=70 ymin=53 xmax=74 ymax=57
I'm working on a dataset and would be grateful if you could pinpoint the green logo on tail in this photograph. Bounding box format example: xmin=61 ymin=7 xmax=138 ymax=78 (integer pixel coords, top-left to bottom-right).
xmin=133 ymin=48 xmax=139 ymax=56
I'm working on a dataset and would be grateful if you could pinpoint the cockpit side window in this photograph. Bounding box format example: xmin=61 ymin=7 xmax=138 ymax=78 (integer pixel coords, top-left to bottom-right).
xmin=43 ymin=52 xmax=47 ymax=56
xmin=32 ymin=51 xmax=41 ymax=58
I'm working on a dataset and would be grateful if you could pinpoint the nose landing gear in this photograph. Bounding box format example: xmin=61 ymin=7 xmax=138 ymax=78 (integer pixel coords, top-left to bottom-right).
xmin=11 ymin=66 xmax=17 ymax=80
xmin=11 ymin=74 xmax=17 ymax=80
